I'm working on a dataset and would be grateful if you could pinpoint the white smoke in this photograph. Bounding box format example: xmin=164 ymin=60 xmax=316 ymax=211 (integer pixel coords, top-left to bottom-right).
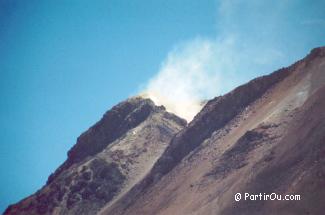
xmin=141 ymin=37 xmax=239 ymax=121
xmin=140 ymin=0 xmax=312 ymax=122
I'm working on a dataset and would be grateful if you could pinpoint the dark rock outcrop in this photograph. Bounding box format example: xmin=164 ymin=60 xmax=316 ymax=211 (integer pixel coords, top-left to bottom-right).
xmin=47 ymin=98 xmax=161 ymax=184
xmin=4 ymin=97 xmax=186 ymax=215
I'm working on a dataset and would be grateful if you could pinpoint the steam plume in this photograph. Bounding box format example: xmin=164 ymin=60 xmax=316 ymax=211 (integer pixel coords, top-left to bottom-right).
xmin=140 ymin=0 xmax=316 ymax=121
xmin=141 ymin=37 xmax=237 ymax=121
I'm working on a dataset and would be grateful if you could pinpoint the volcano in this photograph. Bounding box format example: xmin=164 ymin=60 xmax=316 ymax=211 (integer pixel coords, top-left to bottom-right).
xmin=5 ymin=47 xmax=325 ymax=215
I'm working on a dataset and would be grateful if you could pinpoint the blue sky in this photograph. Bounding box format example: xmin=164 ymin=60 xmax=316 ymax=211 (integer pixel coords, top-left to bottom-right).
xmin=0 ymin=0 xmax=324 ymax=212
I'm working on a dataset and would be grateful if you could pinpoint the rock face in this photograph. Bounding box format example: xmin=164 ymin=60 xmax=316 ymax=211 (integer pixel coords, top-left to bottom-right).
xmin=101 ymin=47 xmax=325 ymax=215
xmin=5 ymin=47 xmax=325 ymax=215
xmin=4 ymin=98 xmax=186 ymax=215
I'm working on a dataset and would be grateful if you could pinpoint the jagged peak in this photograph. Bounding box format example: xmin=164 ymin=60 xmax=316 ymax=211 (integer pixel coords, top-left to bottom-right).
xmin=47 ymin=96 xmax=185 ymax=184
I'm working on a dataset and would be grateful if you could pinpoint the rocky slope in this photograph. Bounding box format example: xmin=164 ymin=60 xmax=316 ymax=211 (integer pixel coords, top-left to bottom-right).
xmin=101 ymin=47 xmax=325 ymax=215
xmin=5 ymin=47 xmax=325 ymax=215
xmin=4 ymin=98 xmax=186 ymax=215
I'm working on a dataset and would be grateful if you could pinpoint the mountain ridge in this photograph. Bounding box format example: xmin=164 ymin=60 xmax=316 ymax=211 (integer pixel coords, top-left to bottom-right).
xmin=4 ymin=97 xmax=186 ymax=215
xmin=100 ymin=46 xmax=325 ymax=215
xmin=4 ymin=46 xmax=325 ymax=215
